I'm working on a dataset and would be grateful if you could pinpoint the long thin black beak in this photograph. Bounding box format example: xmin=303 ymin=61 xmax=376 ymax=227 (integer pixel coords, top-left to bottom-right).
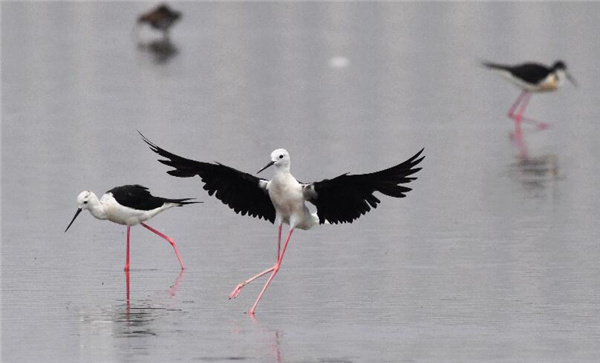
xmin=566 ymin=72 xmax=578 ymax=87
xmin=65 ymin=208 xmax=83 ymax=232
xmin=257 ymin=161 xmax=275 ymax=174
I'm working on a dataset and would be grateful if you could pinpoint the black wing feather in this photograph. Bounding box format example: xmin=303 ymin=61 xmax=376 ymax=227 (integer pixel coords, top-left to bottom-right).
xmin=140 ymin=132 xmax=276 ymax=223
xmin=307 ymin=149 xmax=424 ymax=224
xmin=482 ymin=61 xmax=551 ymax=84
xmin=107 ymin=184 xmax=197 ymax=211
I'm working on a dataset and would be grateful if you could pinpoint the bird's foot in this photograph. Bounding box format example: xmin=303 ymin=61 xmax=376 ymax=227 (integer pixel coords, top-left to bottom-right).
xmin=536 ymin=122 xmax=550 ymax=130
xmin=229 ymin=282 xmax=247 ymax=299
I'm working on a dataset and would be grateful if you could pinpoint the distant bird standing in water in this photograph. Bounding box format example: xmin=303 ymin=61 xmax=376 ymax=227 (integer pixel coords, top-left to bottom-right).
xmin=141 ymin=132 xmax=424 ymax=315
xmin=65 ymin=184 xmax=199 ymax=271
xmin=482 ymin=60 xmax=577 ymax=129
xmin=137 ymin=3 xmax=182 ymax=38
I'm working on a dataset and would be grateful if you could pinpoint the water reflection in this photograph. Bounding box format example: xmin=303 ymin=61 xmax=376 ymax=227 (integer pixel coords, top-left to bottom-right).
xmin=249 ymin=317 xmax=283 ymax=363
xmin=4 ymin=1 xmax=600 ymax=361
xmin=78 ymin=270 xmax=185 ymax=344
xmin=136 ymin=38 xmax=179 ymax=64
xmin=124 ymin=269 xmax=185 ymax=310
xmin=509 ymin=126 xmax=560 ymax=193
xmin=119 ymin=270 xmax=185 ymax=339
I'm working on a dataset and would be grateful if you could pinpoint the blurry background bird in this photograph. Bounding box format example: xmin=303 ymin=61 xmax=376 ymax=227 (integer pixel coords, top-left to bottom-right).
xmin=482 ymin=60 xmax=577 ymax=129
xmin=137 ymin=3 xmax=182 ymax=39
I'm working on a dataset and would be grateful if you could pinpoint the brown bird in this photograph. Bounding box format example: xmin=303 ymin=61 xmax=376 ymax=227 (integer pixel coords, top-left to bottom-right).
xmin=137 ymin=4 xmax=182 ymax=38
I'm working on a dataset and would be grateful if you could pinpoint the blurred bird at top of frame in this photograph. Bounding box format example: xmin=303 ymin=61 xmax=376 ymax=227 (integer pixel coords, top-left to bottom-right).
xmin=482 ymin=60 xmax=577 ymax=130
xmin=137 ymin=3 xmax=182 ymax=38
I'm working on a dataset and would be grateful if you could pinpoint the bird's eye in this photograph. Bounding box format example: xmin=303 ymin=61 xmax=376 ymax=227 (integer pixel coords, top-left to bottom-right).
xmin=83 ymin=201 xmax=88 ymax=204
xmin=279 ymin=155 xmax=284 ymax=159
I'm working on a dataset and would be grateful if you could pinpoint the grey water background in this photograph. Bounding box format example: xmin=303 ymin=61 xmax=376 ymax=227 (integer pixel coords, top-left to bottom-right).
xmin=2 ymin=1 xmax=600 ymax=362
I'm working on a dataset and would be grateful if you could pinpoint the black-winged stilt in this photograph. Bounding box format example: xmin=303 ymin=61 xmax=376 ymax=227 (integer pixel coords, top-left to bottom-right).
xmin=482 ymin=60 xmax=577 ymax=129
xmin=65 ymin=184 xmax=199 ymax=271
xmin=140 ymin=133 xmax=424 ymax=315
xmin=137 ymin=3 xmax=182 ymax=38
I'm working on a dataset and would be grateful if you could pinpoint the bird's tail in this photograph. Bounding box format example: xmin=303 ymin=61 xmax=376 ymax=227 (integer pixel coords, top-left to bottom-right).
xmin=481 ymin=60 xmax=507 ymax=71
xmin=162 ymin=197 xmax=202 ymax=207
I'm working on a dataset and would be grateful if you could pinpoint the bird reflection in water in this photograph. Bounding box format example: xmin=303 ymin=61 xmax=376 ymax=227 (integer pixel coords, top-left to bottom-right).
xmin=509 ymin=125 xmax=560 ymax=193
xmin=136 ymin=38 xmax=179 ymax=65
xmin=119 ymin=270 xmax=185 ymax=337
xmin=133 ymin=4 xmax=181 ymax=64
xmin=230 ymin=316 xmax=283 ymax=363
xmin=124 ymin=269 xmax=185 ymax=309
xmin=77 ymin=271 xmax=185 ymax=341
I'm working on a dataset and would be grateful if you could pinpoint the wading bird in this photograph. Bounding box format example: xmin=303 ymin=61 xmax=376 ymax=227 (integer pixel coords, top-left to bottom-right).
xmin=65 ymin=184 xmax=199 ymax=271
xmin=482 ymin=60 xmax=577 ymax=129
xmin=141 ymin=132 xmax=424 ymax=315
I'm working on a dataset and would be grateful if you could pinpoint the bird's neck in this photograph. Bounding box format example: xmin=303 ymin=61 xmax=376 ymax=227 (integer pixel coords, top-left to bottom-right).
xmin=554 ymin=69 xmax=567 ymax=85
xmin=272 ymin=167 xmax=296 ymax=188
xmin=87 ymin=194 xmax=108 ymax=220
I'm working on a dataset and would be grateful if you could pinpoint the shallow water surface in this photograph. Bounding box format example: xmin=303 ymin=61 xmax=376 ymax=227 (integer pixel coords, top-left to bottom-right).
xmin=3 ymin=2 xmax=600 ymax=362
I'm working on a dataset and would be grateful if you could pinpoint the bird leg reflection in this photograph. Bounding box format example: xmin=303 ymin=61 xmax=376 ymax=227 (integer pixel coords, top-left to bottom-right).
xmin=125 ymin=268 xmax=131 ymax=312
xmin=512 ymin=124 xmax=529 ymax=159
xmin=169 ymin=270 xmax=185 ymax=297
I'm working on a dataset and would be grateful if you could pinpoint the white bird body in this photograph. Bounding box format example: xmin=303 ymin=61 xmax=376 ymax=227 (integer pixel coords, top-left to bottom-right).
xmin=65 ymin=185 xmax=199 ymax=270
xmin=264 ymin=149 xmax=319 ymax=230
xmin=75 ymin=190 xmax=182 ymax=226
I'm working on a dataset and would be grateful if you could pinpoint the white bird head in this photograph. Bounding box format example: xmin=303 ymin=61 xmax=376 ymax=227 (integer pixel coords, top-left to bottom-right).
xmin=65 ymin=190 xmax=97 ymax=232
xmin=257 ymin=148 xmax=290 ymax=174
xmin=76 ymin=191 xmax=94 ymax=209
xmin=553 ymin=60 xmax=577 ymax=87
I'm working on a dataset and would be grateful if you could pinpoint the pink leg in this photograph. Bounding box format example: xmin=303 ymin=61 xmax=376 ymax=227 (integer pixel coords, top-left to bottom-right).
xmin=249 ymin=228 xmax=294 ymax=315
xmin=140 ymin=222 xmax=185 ymax=270
xmin=277 ymin=224 xmax=282 ymax=259
xmin=229 ymin=224 xmax=283 ymax=299
xmin=507 ymin=90 xmax=528 ymax=121
xmin=169 ymin=270 xmax=185 ymax=297
xmin=520 ymin=115 xmax=550 ymax=129
xmin=515 ymin=92 xmax=531 ymax=122
xmin=124 ymin=226 xmax=131 ymax=271
xmin=229 ymin=265 xmax=277 ymax=299
xmin=508 ymin=91 xmax=549 ymax=129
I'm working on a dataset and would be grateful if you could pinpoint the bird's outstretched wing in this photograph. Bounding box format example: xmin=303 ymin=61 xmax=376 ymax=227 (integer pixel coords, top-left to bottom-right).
xmin=140 ymin=133 xmax=276 ymax=223
xmin=304 ymin=149 xmax=424 ymax=224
